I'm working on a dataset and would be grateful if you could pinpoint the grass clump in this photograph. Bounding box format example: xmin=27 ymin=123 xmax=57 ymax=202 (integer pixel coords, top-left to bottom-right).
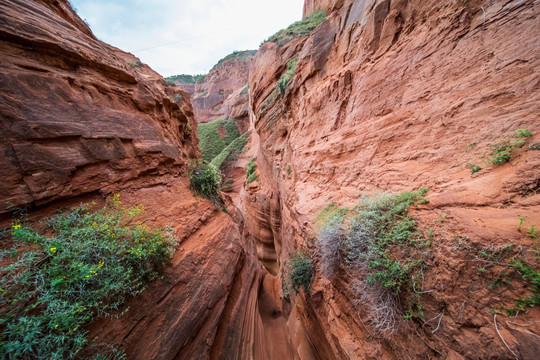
xmin=487 ymin=129 xmax=533 ymax=165
xmin=246 ymin=158 xmax=258 ymax=184
xmin=317 ymin=189 xmax=430 ymax=334
xmin=266 ymin=10 xmax=326 ymax=46
xmin=210 ymin=133 xmax=249 ymax=171
xmin=189 ymin=160 xmax=222 ymax=200
xmin=0 ymin=196 xmax=178 ymax=359
xmin=283 ymin=250 xmax=314 ymax=297
xmin=197 ymin=118 xmax=241 ymax=162
xmin=277 ymin=57 xmax=298 ymax=96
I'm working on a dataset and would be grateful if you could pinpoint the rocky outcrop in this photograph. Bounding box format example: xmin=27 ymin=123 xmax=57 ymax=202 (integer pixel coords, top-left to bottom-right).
xmin=173 ymin=51 xmax=255 ymax=124
xmin=302 ymin=0 xmax=335 ymax=18
xmin=0 ymin=1 xmax=299 ymax=359
xmin=0 ymin=0 xmax=199 ymax=215
xmin=245 ymin=0 xmax=540 ymax=358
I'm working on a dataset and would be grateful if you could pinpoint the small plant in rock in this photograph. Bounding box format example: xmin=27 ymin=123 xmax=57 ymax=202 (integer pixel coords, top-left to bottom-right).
xmin=487 ymin=129 xmax=533 ymax=165
xmin=277 ymin=57 xmax=298 ymax=96
xmin=467 ymin=162 xmax=482 ymax=174
xmin=189 ymin=160 xmax=222 ymax=200
xmin=0 ymin=196 xmax=177 ymax=359
xmin=246 ymin=158 xmax=258 ymax=184
xmin=283 ymin=250 xmax=314 ymax=297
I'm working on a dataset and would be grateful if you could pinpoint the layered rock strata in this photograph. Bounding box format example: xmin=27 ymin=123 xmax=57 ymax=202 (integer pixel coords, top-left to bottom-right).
xmin=244 ymin=0 xmax=540 ymax=358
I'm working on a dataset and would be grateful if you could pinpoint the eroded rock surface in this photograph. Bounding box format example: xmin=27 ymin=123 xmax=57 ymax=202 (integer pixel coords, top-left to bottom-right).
xmin=173 ymin=51 xmax=254 ymax=125
xmin=0 ymin=0 xmax=199 ymax=215
xmin=245 ymin=0 xmax=540 ymax=358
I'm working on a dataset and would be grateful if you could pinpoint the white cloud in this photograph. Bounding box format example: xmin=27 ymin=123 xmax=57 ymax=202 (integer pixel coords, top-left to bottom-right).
xmin=70 ymin=0 xmax=305 ymax=76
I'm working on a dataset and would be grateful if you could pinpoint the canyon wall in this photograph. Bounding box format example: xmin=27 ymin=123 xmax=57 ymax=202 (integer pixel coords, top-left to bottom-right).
xmin=0 ymin=1 xmax=290 ymax=359
xmin=245 ymin=0 xmax=540 ymax=358
xmin=0 ymin=0 xmax=199 ymax=215
xmin=172 ymin=51 xmax=255 ymax=125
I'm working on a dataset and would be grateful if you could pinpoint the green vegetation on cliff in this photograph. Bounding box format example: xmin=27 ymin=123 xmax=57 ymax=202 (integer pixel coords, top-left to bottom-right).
xmin=0 ymin=196 xmax=178 ymax=359
xmin=266 ymin=10 xmax=326 ymax=46
xmin=165 ymin=74 xmax=207 ymax=85
xmin=214 ymin=50 xmax=257 ymax=69
xmin=197 ymin=118 xmax=241 ymax=162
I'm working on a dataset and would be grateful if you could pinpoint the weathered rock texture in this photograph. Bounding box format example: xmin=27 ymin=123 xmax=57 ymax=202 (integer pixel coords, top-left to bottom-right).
xmin=303 ymin=0 xmax=335 ymax=18
xmin=245 ymin=0 xmax=540 ymax=358
xmin=0 ymin=0 xmax=199 ymax=215
xmin=174 ymin=51 xmax=254 ymax=125
xmin=0 ymin=1 xmax=301 ymax=359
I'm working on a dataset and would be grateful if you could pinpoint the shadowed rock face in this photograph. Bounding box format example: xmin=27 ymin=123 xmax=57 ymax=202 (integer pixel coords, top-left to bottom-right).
xmin=245 ymin=0 xmax=540 ymax=358
xmin=0 ymin=0 xmax=199 ymax=214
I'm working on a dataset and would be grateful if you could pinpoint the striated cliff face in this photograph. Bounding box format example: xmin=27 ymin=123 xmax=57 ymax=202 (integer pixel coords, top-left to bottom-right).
xmin=245 ymin=0 xmax=540 ymax=358
xmin=173 ymin=51 xmax=255 ymax=125
xmin=0 ymin=1 xmax=295 ymax=359
xmin=0 ymin=0 xmax=199 ymax=215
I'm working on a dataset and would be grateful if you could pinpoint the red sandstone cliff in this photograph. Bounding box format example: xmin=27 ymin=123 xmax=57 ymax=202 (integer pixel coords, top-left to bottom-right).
xmin=245 ymin=0 xmax=540 ymax=358
xmin=173 ymin=51 xmax=255 ymax=125
xmin=0 ymin=1 xmax=290 ymax=359
xmin=0 ymin=0 xmax=200 ymax=215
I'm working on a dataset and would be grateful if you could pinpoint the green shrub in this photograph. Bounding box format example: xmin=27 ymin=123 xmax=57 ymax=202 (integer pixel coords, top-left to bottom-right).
xmin=214 ymin=50 xmax=257 ymax=68
xmin=266 ymin=10 xmax=326 ymax=46
xmin=487 ymin=129 xmax=533 ymax=165
xmin=165 ymin=74 xmax=207 ymax=85
xmin=277 ymin=57 xmax=298 ymax=96
xmin=246 ymin=158 xmax=258 ymax=184
xmin=0 ymin=196 xmax=178 ymax=359
xmin=189 ymin=161 xmax=222 ymax=200
xmin=197 ymin=118 xmax=241 ymax=162
xmin=283 ymin=250 xmax=314 ymax=297
xmin=317 ymin=189 xmax=430 ymax=333
xmin=514 ymin=129 xmax=533 ymax=138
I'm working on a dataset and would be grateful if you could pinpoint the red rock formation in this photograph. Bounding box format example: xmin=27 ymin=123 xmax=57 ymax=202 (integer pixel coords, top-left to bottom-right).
xmin=0 ymin=1 xmax=298 ymax=359
xmin=246 ymin=0 xmax=540 ymax=358
xmin=0 ymin=0 xmax=199 ymax=215
xmin=302 ymin=0 xmax=334 ymax=18
xmin=174 ymin=51 xmax=254 ymax=125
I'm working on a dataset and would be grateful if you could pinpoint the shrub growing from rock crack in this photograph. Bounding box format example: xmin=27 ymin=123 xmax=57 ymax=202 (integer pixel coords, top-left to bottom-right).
xmin=189 ymin=160 xmax=222 ymax=200
xmin=317 ymin=189 xmax=430 ymax=335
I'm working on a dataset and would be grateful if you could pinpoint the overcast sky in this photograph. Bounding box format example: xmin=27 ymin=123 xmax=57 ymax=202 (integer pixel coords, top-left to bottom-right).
xmin=70 ymin=0 xmax=305 ymax=76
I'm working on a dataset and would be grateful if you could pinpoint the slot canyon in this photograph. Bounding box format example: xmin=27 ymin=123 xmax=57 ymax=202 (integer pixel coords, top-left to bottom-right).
xmin=0 ymin=0 xmax=539 ymax=359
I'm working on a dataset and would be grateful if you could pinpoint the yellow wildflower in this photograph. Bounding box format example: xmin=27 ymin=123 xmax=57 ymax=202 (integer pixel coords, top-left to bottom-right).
xmin=50 ymin=247 xmax=57 ymax=253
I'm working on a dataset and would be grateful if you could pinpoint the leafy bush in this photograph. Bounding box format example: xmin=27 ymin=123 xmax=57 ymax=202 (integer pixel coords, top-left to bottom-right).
xmin=283 ymin=251 xmax=314 ymax=297
xmin=0 ymin=196 xmax=178 ymax=359
xmin=246 ymin=158 xmax=258 ymax=184
xmin=197 ymin=118 xmax=241 ymax=162
xmin=266 ymin=10 xmax=326 ymax=46
xmin=277 ymin=57 xmax=298 ymax=96
xmin=317 ymin=189 xmax=430 ymax=334
xmin=487 ymin=129 xmax=533 ymax=165
xmin=189 ymin=161 xmax=222 ymax=200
